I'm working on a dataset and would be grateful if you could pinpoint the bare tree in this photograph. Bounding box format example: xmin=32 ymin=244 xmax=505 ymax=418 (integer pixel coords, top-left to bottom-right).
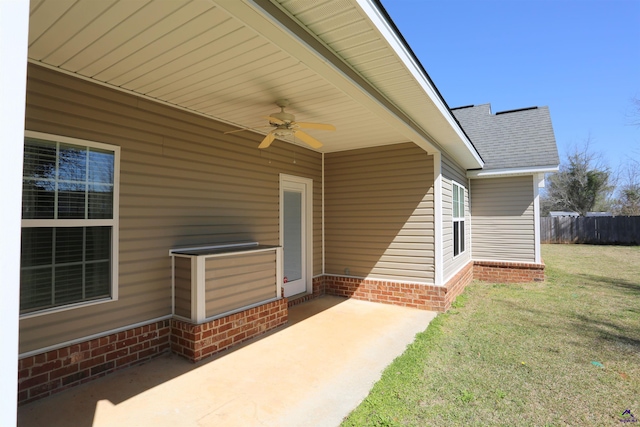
xmin=612 ymin=160 xmax=640 ymax=216
xmin=542 ymin=140 xmax=613 ymax=216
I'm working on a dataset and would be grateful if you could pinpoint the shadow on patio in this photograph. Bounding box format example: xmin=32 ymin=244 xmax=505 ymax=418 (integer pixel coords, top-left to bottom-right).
xmin=18 ymin=295 xmax=436 ymax=427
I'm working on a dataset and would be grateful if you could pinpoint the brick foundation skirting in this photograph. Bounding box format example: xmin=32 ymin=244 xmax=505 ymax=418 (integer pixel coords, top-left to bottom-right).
xmin=170 ymin=298 xmax=288 ymax=363
xmin=324 ymin=261 xmax=475 ymax=312
xmin=18 ymin=260 xmax=544 ymax=405
xmin=18 ymin=319 xmax=171 ymax=405
xmin=444 ymin=261 xmax=475 ymax=309
xmin=474 ymin=260 xmax=545 ymax=283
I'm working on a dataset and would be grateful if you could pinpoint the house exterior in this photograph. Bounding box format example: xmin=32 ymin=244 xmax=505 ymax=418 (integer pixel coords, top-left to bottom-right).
xmin=2 ymin=0 xmax=559 ymax=413
xmin=451 ymin=104 xmax=560 ymax=280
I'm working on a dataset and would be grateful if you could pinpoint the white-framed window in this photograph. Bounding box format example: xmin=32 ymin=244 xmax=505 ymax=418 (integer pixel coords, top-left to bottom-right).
xmin=20 ymin=131 xmax=119 ymax=316
xmin=452 ymin=181 xmax=465 ymax=257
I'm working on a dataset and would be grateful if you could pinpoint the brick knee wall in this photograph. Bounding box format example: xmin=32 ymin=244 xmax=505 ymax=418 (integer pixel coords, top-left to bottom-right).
xmin=473 ymin=260 xmax=545 ymax=283
xmin=18 ymin=319 xmax=171 ymax=405
xmin=16 ymin=259 xmax=543 ymax=405
xmin=443 ymin=261 xmax=475 ymax=310
xmin=170 ymin=297 xmax=288 ymax=362
xmin=324 ymin=262 xmax=475 ymax=313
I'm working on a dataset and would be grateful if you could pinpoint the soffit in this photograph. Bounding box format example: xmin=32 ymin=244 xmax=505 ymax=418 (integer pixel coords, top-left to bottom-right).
xmin=274 ymin=0 xmax=479 ymax=161
xmin=27 ymin=0 xmax=480 ymax=166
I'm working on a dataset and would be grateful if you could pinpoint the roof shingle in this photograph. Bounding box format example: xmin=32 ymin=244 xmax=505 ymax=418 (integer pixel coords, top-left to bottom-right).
xmin=451 ymin=103 xmax=560 ymax=171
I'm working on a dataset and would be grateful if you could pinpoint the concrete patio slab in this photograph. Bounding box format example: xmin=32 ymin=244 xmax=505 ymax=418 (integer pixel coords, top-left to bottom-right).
xmin=18 ymin=296 xmax=436 ymax=427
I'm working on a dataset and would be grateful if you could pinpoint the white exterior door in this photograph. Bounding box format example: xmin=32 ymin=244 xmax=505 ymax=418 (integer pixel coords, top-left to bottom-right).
xmin=280 ymin=175 xmax=312 ymax=298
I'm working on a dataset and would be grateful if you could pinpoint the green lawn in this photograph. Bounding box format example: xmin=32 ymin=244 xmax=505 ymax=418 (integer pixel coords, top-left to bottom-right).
xmin=342 ymin=245 xmax=640 ymax=426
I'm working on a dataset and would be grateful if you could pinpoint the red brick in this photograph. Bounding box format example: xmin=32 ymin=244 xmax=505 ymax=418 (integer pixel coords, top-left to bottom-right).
xmin=61 ymin=370 xmax=89 ymax=386
xmin=50 ymin=364 xmax=79 ymax=381
xmin=116 ymin=354 xmax=138 ymax=368
xmin=18 ymin=373 xmax=48 ymax=391
xmin=91 ymin=344 xmax=113 ymax=358
xmin=80 ymin=355 xmax=105 ymax=370
xmin=28 ymin=379 xmax=61 ymax=398
xmin=31 ymin=359 xmax=62 ymax=377
xmin=19 ymin=357 xmax=33 ymax=370
xmin=106 ymin=348 xmax=129 ymax=362
xmin=138 ymin=348 xmax=156 ymax=360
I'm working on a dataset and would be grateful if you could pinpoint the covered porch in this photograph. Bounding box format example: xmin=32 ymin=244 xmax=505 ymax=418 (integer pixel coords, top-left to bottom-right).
xmin=10 ymin=0 xmax=482 ymax=414
xmin=18 ymin=296 xmax=437 ymax=427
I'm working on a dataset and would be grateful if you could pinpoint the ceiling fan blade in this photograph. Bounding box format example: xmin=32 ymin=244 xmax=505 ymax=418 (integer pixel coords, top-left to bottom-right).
xmin=258 ymin=131 xmax=276 ymax=149
xmin=264 ymin=116 xmax=286 ymax=125
xmin=294 ymin=130 xmax=323 ymax=149
xmin=295 ymin=122 xmax=336 ymax=131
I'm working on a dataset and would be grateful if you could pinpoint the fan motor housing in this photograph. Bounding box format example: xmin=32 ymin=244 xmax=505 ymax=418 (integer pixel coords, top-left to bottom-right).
xmin=270 ymin=111 xmax=295 ymax=124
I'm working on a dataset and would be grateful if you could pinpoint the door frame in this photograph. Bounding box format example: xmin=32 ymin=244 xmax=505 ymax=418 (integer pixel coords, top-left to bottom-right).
xmin=279 ymin=174 xmax=313 ymax=296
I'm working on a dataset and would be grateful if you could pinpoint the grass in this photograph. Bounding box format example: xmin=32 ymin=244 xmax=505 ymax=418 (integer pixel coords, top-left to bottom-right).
xmin=342 ymin=245 xmax=640 ymax=426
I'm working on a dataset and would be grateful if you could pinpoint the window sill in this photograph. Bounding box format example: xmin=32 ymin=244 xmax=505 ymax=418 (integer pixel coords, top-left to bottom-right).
xmin=19 ymin=296 xmax=115 ymax=320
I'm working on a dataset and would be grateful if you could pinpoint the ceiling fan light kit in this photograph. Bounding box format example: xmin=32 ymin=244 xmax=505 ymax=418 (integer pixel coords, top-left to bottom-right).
xmin=225 ymin=99 xmax=335 ymax=150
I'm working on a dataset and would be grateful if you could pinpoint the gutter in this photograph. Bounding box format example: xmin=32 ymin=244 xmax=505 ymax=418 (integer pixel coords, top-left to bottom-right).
xmin=467 ymin=165 xmax=559 ymax=179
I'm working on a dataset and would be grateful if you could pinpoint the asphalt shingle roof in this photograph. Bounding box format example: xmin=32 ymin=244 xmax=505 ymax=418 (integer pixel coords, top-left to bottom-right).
xmin=452 ymin=103 xmax=560 ymax=171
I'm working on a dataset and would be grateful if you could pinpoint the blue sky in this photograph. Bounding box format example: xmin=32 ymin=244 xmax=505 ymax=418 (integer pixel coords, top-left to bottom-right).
xmin=380 ymin=0 xmax=640 ymax=172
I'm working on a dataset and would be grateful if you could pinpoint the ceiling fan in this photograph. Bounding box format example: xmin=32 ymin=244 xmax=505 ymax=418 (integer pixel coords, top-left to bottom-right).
xmin=225 ymin=99 xmax=335 ymax=149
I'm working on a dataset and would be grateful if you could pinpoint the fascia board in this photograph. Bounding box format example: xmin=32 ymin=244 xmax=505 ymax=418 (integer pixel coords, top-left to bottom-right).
xmin=216 ymin=0 xmax=460 ymax=158
xmin=467 ymin=165 xmax=559 ymax=179
xmin=355 ymin=0 xmax=483 ymax=168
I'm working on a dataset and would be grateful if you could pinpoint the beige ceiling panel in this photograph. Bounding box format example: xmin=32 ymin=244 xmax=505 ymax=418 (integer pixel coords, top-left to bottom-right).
xmin=337 ymin=45 xmax=389 ymax=66
xmin=278 ymin=0 xmax=352 ymax=21
xmin=309 ymin=17 xmax=370 ymax=41
xmin=41 ymin=0 xmax=152 ymax=67
xmin=82 ymin=2 xmax=204 ymax=79
xmin=63 ymin=1 xmax=184 ymax=74
xmin=349 ymin=49 xmax=400 ymax=73
xmin=166 ymin=51 xmax=298 ymax=107
xmin=113 ymin=20 xmax=247 ymax=91
xmin=119 ymin=21 xmax=253 ymax=92
xmin=201 ymin=74 xmax=330 ymax=119
xmin=132 ymin=28 xmax=264 ymax=98
xmin=137 ymin=35 xmax=267 ymax=97
xmin=26 ymin=0 xmax=479 ymax=158
xmin=94 ymin=1 xmax=217 ymax=84
xmin=28 ymin=1 xmax=117 ymax=61
xmin=366 ymin=69 xmax=409 ymax=86
xmin=328 ymin=34 xmax=384 ymax=60
xmin=28 ymin=0 xmax=76 ymax=51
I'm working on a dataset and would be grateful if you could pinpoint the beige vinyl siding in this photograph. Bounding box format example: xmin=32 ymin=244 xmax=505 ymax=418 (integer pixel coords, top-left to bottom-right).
xmin=470 ymin=176 xmax=535 ymax=262
xmin=20 ymin=64 xmax=321 ymax=354
xmin=173 ymin=256 xmax=192 ymax=319
xmin=324 ymin=143 xmax=435 ymax=283
xmin=442 ymin=153 xmax=471 ymax=280
xmin=204 ymin=252 xmax=276 ymax=318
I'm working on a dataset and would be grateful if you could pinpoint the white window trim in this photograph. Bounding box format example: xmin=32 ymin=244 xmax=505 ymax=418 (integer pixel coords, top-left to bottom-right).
xmin=452 ymin=180 xmax=466 ymax=258
xmin=21 ymin=130 xmax=120 ymax=319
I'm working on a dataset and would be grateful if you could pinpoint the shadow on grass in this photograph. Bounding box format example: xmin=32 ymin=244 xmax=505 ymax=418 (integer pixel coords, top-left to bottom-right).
xmin=485 ymin=273 xmax=640 ymax=357
xmin=575 ymin=273 xmax=640 ymax=297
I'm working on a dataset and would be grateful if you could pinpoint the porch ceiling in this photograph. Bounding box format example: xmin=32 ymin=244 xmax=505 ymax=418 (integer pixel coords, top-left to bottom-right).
xmin=27 ymin=0 xmax=482 ymax=167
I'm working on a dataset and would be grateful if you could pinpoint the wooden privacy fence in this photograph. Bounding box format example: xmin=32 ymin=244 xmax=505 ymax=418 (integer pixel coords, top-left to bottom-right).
xmin=541 ymin=216 xmax=640 ymax=245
